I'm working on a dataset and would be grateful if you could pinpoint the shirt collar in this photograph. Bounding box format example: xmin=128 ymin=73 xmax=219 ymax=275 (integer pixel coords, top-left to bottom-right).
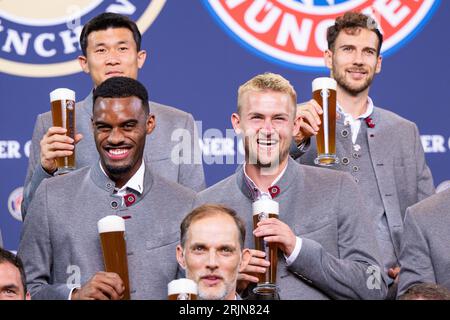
xmin=99 ymin=161 xmax=145 ymax=195
xmin=337 ymin=96 xmax=374 ymax=120
xmin=243 ymin=162 xmax=288 ymax=200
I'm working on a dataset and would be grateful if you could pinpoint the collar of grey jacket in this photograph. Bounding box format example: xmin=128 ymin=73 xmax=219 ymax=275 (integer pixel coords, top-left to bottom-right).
xmin=85 ymin=91 xmax=94 ymax=116
xmin=236 ymin=157 xmax=300 ymax=201
xmin=89 ymin=160 xmax=154 ymax=205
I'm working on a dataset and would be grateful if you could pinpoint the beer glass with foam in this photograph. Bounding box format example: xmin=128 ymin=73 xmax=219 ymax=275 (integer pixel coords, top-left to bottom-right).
xmin=312 ymin=77 xmax=338 ymax=166
xmin=50 ymin=88 xmax=76 ymax=174
xmin=252 ymin=198 xmax=279 ymax=295
xmin=168 ymin=278 xmax=198 ymax=300
xmin=97 ymin=215 xmax=131 ymax=300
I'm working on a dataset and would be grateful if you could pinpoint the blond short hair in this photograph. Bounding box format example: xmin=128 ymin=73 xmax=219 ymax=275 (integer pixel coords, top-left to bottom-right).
xmin=237 ymin=72 xmax=297 ymax=116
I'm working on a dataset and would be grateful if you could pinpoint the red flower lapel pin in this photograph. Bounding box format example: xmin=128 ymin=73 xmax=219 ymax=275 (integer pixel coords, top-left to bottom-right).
xmin=365 ymin=116 xmax=375 ymax=128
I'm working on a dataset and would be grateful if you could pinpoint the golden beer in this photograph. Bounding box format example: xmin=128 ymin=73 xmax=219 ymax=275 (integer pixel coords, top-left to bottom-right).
xmin=98 ymin=216 xmax=131 ymax=300
xmin=252 ymin=198 xmax=279 ymax=295
xmin=312 ymin=77 xmax=338 ymax=166
xmin=50 ymin=88 xmax=76 ymax=174
xmin=168 ymin=279 xmax=198 ymax=300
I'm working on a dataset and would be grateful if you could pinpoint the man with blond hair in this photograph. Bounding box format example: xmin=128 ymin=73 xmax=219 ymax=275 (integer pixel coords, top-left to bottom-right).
xmin=195 ymin=72 xmax=387 ymax=299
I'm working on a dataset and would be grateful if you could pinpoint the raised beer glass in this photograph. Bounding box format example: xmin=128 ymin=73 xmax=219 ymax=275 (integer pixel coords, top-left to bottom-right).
xmin=168 ymin=279 xmax=198 ymax=300
xmin=97 ymin=215 xmax=131 ymax=300
xmin=252 ymin=198 xmax=279 ymax=296
xmin=312 ymin=77 xmax=339 ymax=166
xmin=50 ymin=88 xmax=76 ymax=174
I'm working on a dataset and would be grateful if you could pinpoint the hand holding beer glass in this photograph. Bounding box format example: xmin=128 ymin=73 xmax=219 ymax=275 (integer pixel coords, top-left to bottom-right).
xmin=49 ymin=88 xmax=76 ymax=174
xmin=168 ymin=279 xmax=198 ymax=300
xmin=252 ymin=198 xmax=279 ymax=295
xmin=98 ymin=215 xmax=131 ymax=300
xmin=312 ymin=77 xmax=339 ymax=166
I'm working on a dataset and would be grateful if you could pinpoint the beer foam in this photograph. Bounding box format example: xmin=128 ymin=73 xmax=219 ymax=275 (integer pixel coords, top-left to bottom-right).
xmin=50 ymin=88 xmax=75 ymax=102
xmin=98 ymin=215 xmax=125 ymax=233
xmin=252 ymin=198 xmax=279 ymax=215
xmin=312 ymin=77 xmax=337 ymax=92
xmin=168 ymin=279 xmax=198 ymax=295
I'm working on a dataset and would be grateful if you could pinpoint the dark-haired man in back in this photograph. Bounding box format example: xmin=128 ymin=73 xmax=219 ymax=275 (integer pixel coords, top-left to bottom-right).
xmin=290 ymin=12 xmax=434 ymax=296
xmin=0 ymin=247 xmax=30 ymax=300
xmin=22 ymin=12 xmax=205 ymax=217
xmin=19 ymin=77 xmax=195 ymax=300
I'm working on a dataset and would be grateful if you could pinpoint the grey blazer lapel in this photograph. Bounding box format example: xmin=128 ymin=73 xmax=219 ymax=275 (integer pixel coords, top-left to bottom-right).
xmin=366 ymin=108 xmax=403 ymax=255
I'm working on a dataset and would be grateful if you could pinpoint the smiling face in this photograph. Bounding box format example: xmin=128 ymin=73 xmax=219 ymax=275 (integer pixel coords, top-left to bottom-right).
xmin=78 ymin=27 xmax=146 ymax=87
xmin=232 ymin=90 xmax=299 ymax=171
xmin=325 ymin=28 xmax=382 ymax=96
xmin=176 ymin=213 xmax=247 ymax=300
xmin=0 ymin=262 xmax=29 ymax=300
xmin=92 ymin=96 xmax=154 ymax=187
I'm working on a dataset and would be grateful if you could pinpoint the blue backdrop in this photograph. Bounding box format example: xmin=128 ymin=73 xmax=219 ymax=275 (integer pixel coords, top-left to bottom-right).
xmin=1 ymin=0 xmax=449 ymax=251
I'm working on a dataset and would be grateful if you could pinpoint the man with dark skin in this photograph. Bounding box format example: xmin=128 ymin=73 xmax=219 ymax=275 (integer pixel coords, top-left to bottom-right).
xmin=19 ymin=77 xmax=195 ymax=300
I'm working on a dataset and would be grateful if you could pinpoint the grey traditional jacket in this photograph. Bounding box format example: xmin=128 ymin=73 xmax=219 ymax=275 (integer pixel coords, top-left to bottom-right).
xmin=195 ymin=158 xmax=388 ymax=299
xmin=397 ymin=188 xmax=450 ymax=295
xmin=294 ymin=106 xmax=435 ymax=260
xmin=22 ymin=92 xmax=205 ymax=217
xmin=18 ymin=162 xmax=196 ymax=300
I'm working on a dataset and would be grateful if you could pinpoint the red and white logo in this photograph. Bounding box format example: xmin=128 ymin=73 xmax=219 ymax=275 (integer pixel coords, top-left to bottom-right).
xmin=0 ymin=0 xmax=166 ymax=77
xmin=8 ymin=187 xmax=23 ymax=221
xmin=204 ymin=0 xmax=440 ymax=70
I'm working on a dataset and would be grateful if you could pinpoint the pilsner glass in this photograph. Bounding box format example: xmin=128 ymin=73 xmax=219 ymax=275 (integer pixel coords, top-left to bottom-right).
xmin=312 ymin=77 xmax=338 ymax=166
xmin=50 ymin=88 xmax=76 ymax=174
xmin=168 ymin=279 xmax=198 ymax=300
xmin=252 ymin=198 xmax=279 ymax=295
xmin=98 ymin=215 xmax=131 ymax=300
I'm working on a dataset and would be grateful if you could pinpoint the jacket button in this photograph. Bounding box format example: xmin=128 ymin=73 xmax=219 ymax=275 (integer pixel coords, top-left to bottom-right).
xmin=110 ymin=201 xmax=118 ymax=209
xmin=341 ymin=129 xmax=349 ymax=138
xmin=352 ymin=166 xmax=359 ymax=172
xmin=342 ymin=157 xmax=349 ymax=165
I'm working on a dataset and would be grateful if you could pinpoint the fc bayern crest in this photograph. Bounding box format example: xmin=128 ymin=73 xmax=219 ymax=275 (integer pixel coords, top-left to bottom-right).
xmin=204 ymin=0 xmax=440 ymax=71
xmin=8 ymin=187 xmax=23 ymax=221
xmin=0 ymin=0 xmax=166 ymax=77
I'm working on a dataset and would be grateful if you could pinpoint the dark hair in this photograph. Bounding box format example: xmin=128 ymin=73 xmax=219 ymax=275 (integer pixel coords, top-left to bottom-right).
xmin=93 ymin=76 xmax=149 ymax=114
xmin=0 ymin=247 xmax=27 ymax=295
xmin=398 ymin=283 xmax=450 ymax=300
xmin=180 ymin=204 xmax=246 ymax=249
xmin=327 ymin=12 xmax=383 ymax=56
xmin=80 ymin=12 xmax=142 ymax=56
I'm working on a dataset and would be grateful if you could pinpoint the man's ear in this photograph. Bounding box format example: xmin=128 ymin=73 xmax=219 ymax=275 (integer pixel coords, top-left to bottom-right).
xmin=239 ymin=248 xmax=252 ymax=272
xmin=137 ymin=50 xmax=147 ymax=69
xmin=324 ymin=49 xmax=333 ymax=71
xmin=375 ymin=54 xmax=382 ymax=74
xmin=146 ymin=114 xmax=156 ymax=135
xmin=292 ymin=106 xmax=301 ymax=137
xmin=25 ymin=292 xmax=31 ymax=300
xmin=231 ymin=113 xmax=242 ymax=135
xmin=176 ymin=244 xmax=186 ymax=270
xmin=78 ymin=55 xmax=89 ymax=74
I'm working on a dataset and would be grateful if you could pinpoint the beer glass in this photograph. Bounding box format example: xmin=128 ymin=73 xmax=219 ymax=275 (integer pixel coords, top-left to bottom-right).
xmin=312 ymin=77 xmax=339 ymax=166
xmin=252 ymin=198 xmax=279 ymax=295
xmin=168 ymin=279 xmax=198 ymax=300
xmin=97 ymin=215 xmax=131 ymax=300
xmin=50 ymin=88 xmax=76 ymax=174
